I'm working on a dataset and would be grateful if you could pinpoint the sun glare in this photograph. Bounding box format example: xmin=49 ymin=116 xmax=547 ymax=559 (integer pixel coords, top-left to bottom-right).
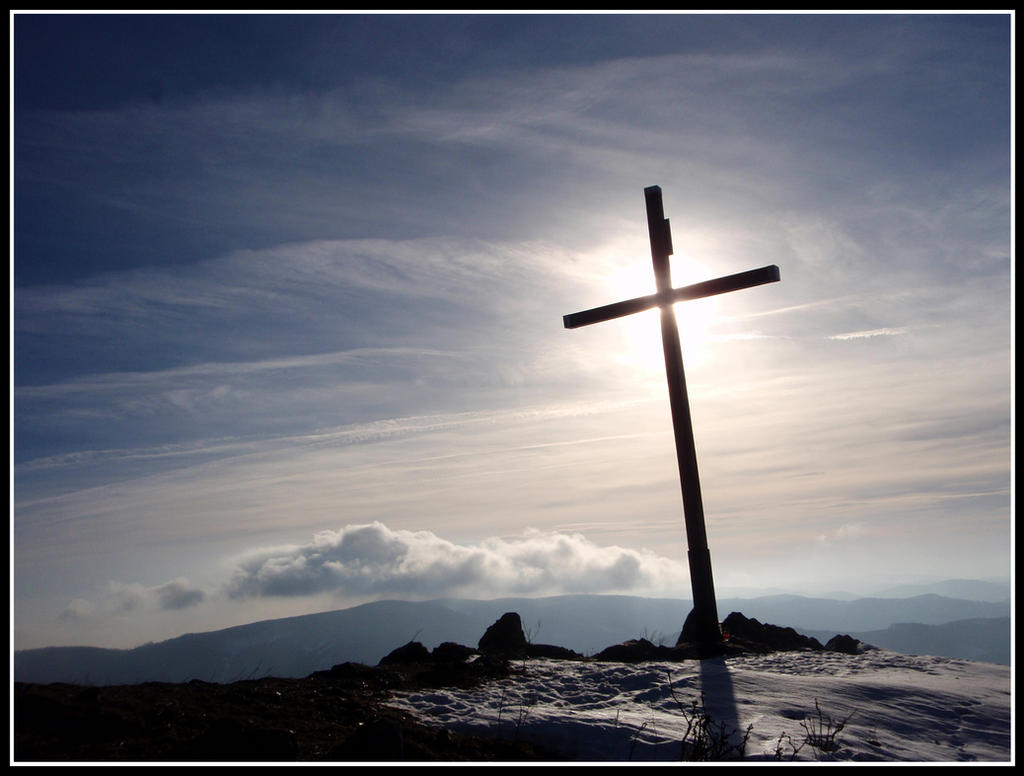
xmin=605 ymin=257 xmax=719 ymax=375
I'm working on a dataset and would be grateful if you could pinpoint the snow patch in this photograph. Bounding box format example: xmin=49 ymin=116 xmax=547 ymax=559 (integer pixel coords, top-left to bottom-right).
xmin=387 ymin=649 xmax=1010 ymax=762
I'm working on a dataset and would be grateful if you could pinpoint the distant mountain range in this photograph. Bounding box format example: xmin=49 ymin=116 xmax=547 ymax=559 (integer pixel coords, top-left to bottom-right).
xmin=803 ymin=617 xmax=1010 ymax=666
xmin=866 ymin=578 xmax=1010 ymax=602
xmin=817 ymin=578 xmax=1011 ymax=603
xmin=14 ymin=587 xmax=1011 ymax=686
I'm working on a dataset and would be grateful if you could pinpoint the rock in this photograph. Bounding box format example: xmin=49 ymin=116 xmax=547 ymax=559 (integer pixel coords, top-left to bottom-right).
xmin=592 ymin=638 xmax=666 ymax=663
xmin=523 ymin=643 xmax=584 ymax=660
xmin=722 ymin=612 xmax=824 ymax=652
xmin=307 ymin=661 xmax=403 ymax=691
xmin=413 ymin=652 xmax=512 ymax=689
xmin=378 ymin=641 xmax=431 ymax=666
xmin=430 ymin=642 xmax=476 ymax=663
xmin=478 ymin=612 xmax=528 ymax=654
xmin=825 ymin=634 xmax=861 ymax=654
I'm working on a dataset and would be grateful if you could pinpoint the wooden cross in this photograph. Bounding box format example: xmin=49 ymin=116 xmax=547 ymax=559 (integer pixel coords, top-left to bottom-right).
xmin=563 ymin=186 xmax=780 ymax=646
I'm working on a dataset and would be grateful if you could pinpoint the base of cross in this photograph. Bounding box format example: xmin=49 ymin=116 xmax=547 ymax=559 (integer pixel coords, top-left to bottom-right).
xmin=674 ymin=547 xmax=724 ymax=647
xmin=675 ymin=607 xmax=725 ymax=649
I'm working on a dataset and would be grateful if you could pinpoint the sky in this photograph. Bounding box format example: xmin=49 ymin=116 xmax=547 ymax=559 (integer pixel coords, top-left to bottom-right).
xmin=11 ymin=12 xmax=1013 ymax=650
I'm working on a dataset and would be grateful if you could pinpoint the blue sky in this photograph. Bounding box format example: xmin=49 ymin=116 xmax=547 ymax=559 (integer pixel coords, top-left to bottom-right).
xmin=12 ymin=12 xmax=1012 ymax=650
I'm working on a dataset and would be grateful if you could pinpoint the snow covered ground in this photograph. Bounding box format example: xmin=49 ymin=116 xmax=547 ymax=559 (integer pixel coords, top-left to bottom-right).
xmin=387 ymin=646 xmax=1012 ymax=762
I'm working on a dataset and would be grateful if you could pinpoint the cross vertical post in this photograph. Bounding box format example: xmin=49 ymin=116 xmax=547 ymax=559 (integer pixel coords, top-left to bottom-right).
xmin=645 ymin=185 xmax=721 ymax=646
xmin=562 ymin=186 xmax=781 ymax=649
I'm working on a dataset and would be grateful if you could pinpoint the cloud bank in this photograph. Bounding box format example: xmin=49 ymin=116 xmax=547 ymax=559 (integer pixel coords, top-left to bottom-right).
xmin=225 ymin=522 xmax=689 ymax=601
xmin=57 ymin=523 xmax=692 ymax=639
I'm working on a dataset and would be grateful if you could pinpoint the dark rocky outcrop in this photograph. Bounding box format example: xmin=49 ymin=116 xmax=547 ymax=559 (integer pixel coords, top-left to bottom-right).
xmin=592 ymin=638 xmax=670 ymax=663
xmin=478 ymin=612 xmax=528 ymax=654
xmin=522 ymin=643 xmax=585 ymax=660
xmin=309 ymin=660 xmax=392 ymax=683
xmin=721 ymin=612 xmax=825 ymax=653
xmin=825 ymin=634 xmax=861 ymax=654
xmin=431 ymin=641 xmax=477 ymax=663
xmin=372 ymin=614 xmax=587 ymax=689
xmin=378 ymin=641 xmax=432 ymax=666
xmin=592 ymin=638 xmax=739 ymax=662
xmin=476 ymin=612 xmax=585 ymax=660
xmin=374 ymin=611 xmax=866 ymax=669
xmin=377 ymin=640 xmax=479 ymax=667
xmin=372 ymin=639 xmax=512 ymax=689
xmin=587 ymin=611 xmax=844 ymax=663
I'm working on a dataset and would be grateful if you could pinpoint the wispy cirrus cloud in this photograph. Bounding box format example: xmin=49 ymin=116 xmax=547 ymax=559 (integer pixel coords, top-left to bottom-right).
xmin=13 ymin=234 xmax=612 ymax=463
xmin=826 ymin=327 xmax=909 ymax=341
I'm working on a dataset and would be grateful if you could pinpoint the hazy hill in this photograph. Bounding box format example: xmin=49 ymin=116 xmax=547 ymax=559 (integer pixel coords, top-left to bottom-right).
xmin=869 ymin=579 xmax=1010 ymax=602
xmin=15 ymin=599 xmax=483 ymax=686
xmin=804 ymin=617 xmax=1010 ymax=666
xmin=719 ymin=593 xmax=1007 ymax=634
xmin=14 ymin=592 xmax=1011 ymax=685
xmin=434 ymin=593 xmax=1009 ymax=650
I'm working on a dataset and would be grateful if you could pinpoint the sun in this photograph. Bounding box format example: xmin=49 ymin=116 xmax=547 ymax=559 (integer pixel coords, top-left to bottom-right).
xmin=604 ymin=256 xmax=719 ymax=375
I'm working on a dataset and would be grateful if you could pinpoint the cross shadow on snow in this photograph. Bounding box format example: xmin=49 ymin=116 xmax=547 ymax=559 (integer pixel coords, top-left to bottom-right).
xmin=698 ymin=656 xmax=741 ymax=741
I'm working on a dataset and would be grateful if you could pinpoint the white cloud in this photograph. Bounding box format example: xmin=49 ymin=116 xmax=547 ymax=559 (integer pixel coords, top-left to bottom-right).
xmin=49 ymin=521 xmax=691 ymax=644
xmin=225 ymin=522 xmax=689 ymax=601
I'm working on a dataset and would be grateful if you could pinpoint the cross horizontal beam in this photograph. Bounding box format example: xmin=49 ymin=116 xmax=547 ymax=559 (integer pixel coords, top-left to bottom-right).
xmin=562 ymin=264 xmax=780 ymax=330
